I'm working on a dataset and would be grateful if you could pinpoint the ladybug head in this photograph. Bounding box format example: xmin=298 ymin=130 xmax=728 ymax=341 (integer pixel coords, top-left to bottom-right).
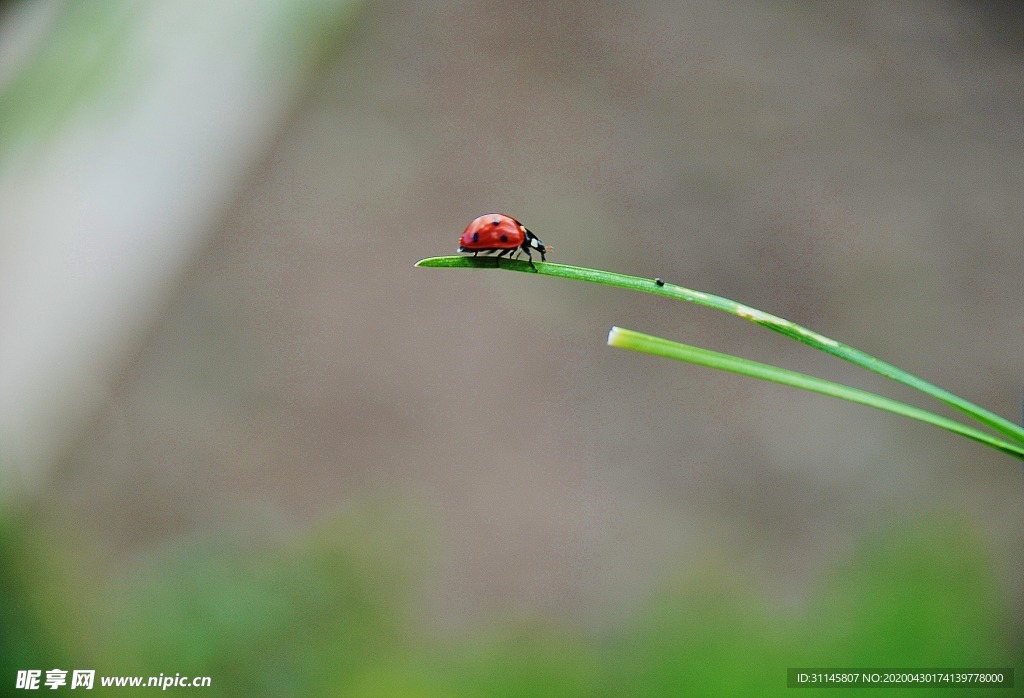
xmin=523 ymin=228 xmax=548 ymax=261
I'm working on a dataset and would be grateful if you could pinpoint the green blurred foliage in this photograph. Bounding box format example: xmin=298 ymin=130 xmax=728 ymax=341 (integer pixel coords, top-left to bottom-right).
xmin=602 ymin=513 xmax=1012 ymax=697
xmin=0 ymin=517 xmax=60 ymax=678
xmin=91 ymin=507 xmax=419 ymax=696
xmin=0 ymin=509 xmax=1016 ymax=696
xmin=0 ymin=2 xmax=136 ymax=164
xmin=812 ymin=514 xmax=1006 ymax=668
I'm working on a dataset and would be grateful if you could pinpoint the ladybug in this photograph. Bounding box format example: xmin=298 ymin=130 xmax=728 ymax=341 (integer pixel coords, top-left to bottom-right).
xmin=458 ymin=213 xmax=548 ymax=268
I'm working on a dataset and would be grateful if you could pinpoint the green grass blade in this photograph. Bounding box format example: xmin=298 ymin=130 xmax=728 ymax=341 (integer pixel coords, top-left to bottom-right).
xmin=607 ymin=326 xmax=1024 ymax=460
xmin=416 ymin=256 xmax=1024 ymax=447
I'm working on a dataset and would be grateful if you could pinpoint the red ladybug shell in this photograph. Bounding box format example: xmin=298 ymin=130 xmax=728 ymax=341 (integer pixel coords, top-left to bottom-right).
xmin=457 ymin=213 xmax=548 ymax=266
xmin=458 ymin=214 xmax=525 ymax=251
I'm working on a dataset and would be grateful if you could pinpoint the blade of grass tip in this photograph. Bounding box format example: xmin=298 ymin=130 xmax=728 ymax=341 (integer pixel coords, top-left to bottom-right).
xmin=417 ymin=256 xmax=1024 ymax=446
xmin=607 ymin=326 xmax=1024 ymax=460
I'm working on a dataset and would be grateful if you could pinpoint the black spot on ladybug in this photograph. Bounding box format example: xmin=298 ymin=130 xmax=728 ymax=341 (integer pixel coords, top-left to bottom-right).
xmin=500 ymin=234 xmax=509 ymax=242
xmin=491 ymin=218 xmax=501 ymax=226
xmin=472 ymin=232 xmax=479 ymax=243
xmin=655 ymin=278 xmax=665 ymax=286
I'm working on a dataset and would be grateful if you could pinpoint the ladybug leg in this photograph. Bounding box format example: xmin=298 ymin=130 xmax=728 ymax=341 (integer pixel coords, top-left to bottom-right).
xmin=492 ymin=249 xmax=512 ymax=267
xmin=521 ymin=246 xmax=537 ymax=271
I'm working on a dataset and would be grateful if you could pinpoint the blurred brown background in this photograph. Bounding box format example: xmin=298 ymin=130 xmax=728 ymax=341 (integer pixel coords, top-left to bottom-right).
xmin=3 ymin=0 xmax=1023 ymax=686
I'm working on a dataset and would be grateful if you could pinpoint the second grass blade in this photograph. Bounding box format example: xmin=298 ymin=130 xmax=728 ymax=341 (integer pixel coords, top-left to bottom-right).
xmin=608 ymin=326 xmax=1024 ymax=460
